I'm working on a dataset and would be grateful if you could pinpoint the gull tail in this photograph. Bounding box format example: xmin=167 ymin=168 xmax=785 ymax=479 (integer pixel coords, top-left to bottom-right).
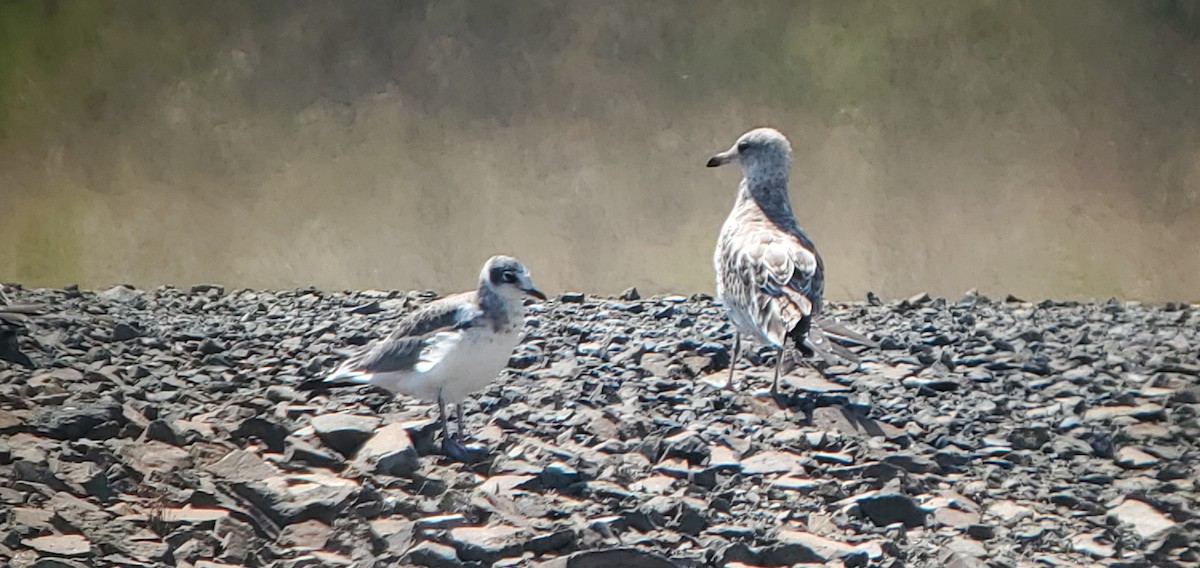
xmin=815 ymin=317 xmax=879 ymax=349
xmin=797 ymin=317 xmax=878 ymax=367
xmin=297 ymin=365 xmax=374 ymax=392
xmin=803 ymin=329 xmax=861 ymax=366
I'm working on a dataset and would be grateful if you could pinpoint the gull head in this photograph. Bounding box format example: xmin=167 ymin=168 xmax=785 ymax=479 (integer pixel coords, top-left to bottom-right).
xmin=706 ymin=127 xmax=793 ymax=182
xmin=481 ymin=255 xmax=546 ymax=301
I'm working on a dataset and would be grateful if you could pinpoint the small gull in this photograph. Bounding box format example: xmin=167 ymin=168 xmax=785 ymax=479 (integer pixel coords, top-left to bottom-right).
xmin=706 ymin=127 xmax=871 ymax=397
xmin=0 ymin=288 xmax=40 ymax=369
xmin=311 ymin=255 xmax=545 ymax=460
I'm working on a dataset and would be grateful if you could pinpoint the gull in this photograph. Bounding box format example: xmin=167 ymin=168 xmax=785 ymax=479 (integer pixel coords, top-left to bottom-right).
xmin=0 ymin=288 xmax=41 ymax=369
xmin=311 ymin=255 xmax=545 ymax=460
xmin=707 ymin=127 xmax=868 ymax=397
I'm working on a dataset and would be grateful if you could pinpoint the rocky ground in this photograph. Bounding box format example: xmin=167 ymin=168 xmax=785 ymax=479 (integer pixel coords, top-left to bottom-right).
xmin=0 ymin=283 xmax=1197 ymax=568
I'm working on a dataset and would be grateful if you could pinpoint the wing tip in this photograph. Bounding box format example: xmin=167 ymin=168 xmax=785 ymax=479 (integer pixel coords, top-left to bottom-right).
xmin=297 ymin=367 xmax=373 ymax=391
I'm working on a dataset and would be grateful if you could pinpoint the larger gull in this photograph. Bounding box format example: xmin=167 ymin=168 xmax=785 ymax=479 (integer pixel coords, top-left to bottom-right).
xmin=706 ymin=127 xmax=871 ymax=397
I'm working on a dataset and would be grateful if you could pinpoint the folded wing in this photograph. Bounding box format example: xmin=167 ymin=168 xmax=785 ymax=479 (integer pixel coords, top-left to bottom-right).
xmin=323 ymin=293 xmax=482 ymax=384
xmin=731 ymin=232 xmax=820 ymax=347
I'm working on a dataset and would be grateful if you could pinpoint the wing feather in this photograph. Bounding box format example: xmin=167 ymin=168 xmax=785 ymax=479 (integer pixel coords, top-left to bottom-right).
xmin=731 ymin=231 xmax=820 ymax=346
xmin=328 ymin=293 xmax=482 ymax=379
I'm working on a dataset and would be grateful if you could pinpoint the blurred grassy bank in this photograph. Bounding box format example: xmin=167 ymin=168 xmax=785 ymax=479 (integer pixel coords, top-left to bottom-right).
xmin=1 ymin=1 xmax=1198 ymax=301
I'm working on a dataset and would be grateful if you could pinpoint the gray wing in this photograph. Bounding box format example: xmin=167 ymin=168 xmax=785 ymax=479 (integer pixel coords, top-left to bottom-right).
xmin=333 ymin=292 xmax=481 ymax=376
xmin=727 ymin=228 xmax=822 ymax=345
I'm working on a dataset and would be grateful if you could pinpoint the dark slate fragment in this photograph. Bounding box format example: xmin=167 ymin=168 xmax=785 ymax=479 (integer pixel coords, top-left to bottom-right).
xmin=143 ymin=420 xmax=180 ymax=445
xmin=231 ymin=417 xmax=289 ymax=453
xmin=110 ymin=322 xmax=142 ymax=342
xmin=32 ymin=398 xmax=125 ymax=440
xmin=857 ymin=493 xmax=928 ymax=528
xmin=536 ymin=548 xmax=679 ymax=568
xmin=405 ymin=541 xmax=467 ymax=568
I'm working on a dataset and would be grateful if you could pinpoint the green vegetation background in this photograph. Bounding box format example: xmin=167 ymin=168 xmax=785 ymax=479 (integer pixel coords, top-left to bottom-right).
xmin=2 ymin=1 xmax=1198 ymax=300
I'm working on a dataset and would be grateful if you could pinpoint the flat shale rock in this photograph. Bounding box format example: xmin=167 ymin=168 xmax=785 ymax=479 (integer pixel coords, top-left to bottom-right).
xmin=28 ymin=559 xmax=92 ymax=568
xmin=369 ymin=518 xmax=415 ymax=556
xmin=1072 ymin=533 xmax=1116 ymax=558
xmin=1109 ymin=499 xmax=1176 ymax=539
xmin=1084 ymin=404 xmax=1165 ymax=422
xmin=235 ymin=473 xmax=359 ymax=525
xmin=353 ymin=422 xmax=419 ymax=476
xmin=740 ymin=451 xmax=804 ymax=475
xmin=278 ymin=518 xmax=333 ymax=549
xmin=536 ymin=548 xmax=679 ymax=568
xmin=205 ymin=447 xmax=279 ymax=481
xmin=32 ymin=399 xmax=125 ymax=439
xmin=120 ymin=440 xmax=191 ymax=478
xmin=20 ymin=534 xmax=91 ymax=556
xmin=1114 ymin=446 xmax=1160 ymax=468
xmin=158 ymin=506 xmax=230 ymax=526
xmin=0 ymin=408 xmax=25 ymax=430
xmin=775 ymin=530 xmax=879 ymax=562
xmin=449 ymin=525 xmax=528 ymax=563
xmin=404 ymin=541 xmax=463 ymax=568
xmin=310 ymin=412 xmax=382 ymax=456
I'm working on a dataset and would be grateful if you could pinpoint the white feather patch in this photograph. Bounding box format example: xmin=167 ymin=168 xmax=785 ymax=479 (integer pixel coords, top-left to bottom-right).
xmin=414 ymin=330 xmax=463 ymax=373
xmin=326 ymin=368 xmax=372 ymax=384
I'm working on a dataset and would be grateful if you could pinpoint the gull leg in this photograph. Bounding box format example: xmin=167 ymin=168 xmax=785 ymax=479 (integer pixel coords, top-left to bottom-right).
xmin=438 ymin=391 xmax=471 ymax=461
xmin=726 ymin=333 xmax=741 ymax=390
xmin=771 ymin=346 xmax=784 ymax=400
xmin=437 ymin=392 xmax=452 ymax=441
xmin=455 ymin=403 xmax=466 ymax=442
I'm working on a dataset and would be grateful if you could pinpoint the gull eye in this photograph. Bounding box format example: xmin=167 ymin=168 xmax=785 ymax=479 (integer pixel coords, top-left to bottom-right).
xmin=501 ymin=271 xmax=518 ymax=284
xmin=736 ymin=141 xmax=750 ymax=152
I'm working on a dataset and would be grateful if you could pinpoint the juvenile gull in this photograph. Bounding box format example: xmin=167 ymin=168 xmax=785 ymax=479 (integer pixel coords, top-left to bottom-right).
xmin=707 ymin=127 xmax=868 ymax=397
xmin=314 ymin=255 xmax=545 ymax=460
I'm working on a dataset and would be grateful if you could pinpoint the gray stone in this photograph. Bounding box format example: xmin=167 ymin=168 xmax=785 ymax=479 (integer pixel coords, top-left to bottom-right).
xmin=1071 ymin=533 xmax=1115 ymax=558
xmin=353 ymin=423 xmax=419 ymax=476
xmin=1115 ymin=446 xmax=1160 ymax=468
xmin=33 ymin=399 xmax=125 ymax=440
xmin=857 ymin=492 xmax=928 ymax=528
xmin=369 ymin=518 xmax=415 ymax=556
xmin=205 ymin=448 xmax=278 ymax=482
xmin=740 ymin=450 xmax=803 ymax=475
xmin=234 ymin=473 xmax=359 ymax=525
xmin=1109 ymin=499 xmax=1176 ymax=539
xmin=535 ymin=548 xmax=678 ymax=568
xmin=404 ymin=541 xmax=464 ymax=568
xmin=21 ymin=534 xmax=92 ymax=556
xmin=449 ymin=525 xmax=528 ymax=563
xmin=311 ymin=413 xmax=382 ymax=456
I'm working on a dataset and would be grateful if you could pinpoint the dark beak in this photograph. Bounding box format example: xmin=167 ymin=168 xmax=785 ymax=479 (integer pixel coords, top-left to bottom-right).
xmin=706 ymin=149 xmax=735 ymax=167
xmin=523 ymin=287 xmax=547 ymax=301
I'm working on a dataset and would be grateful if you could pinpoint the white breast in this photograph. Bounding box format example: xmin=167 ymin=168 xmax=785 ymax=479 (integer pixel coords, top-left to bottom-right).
xmin=431 ymin=326 xmax=522 ymax=404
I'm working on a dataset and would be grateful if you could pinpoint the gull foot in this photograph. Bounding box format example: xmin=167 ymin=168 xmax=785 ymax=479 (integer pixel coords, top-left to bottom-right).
xmin=441 ymin=436 xmax=488 ymax=463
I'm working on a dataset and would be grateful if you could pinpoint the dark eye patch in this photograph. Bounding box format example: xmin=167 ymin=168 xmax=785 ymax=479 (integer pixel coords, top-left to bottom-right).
xmin=737 ymin=141 xmax=750 ymax=152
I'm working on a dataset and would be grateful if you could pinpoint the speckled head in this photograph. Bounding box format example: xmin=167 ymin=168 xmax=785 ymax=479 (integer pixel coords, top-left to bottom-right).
xmin=481 ymin=255 xmax=546 ymax=300
xmin=706 ymin=127 xmax=793 ymax=183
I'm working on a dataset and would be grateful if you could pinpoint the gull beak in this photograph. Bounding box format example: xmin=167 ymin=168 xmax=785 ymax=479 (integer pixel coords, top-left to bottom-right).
xmin=522 ymin=287 xmax=547 ymax=301
xmin=706 ymin=148 xmax=736 ymax=167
